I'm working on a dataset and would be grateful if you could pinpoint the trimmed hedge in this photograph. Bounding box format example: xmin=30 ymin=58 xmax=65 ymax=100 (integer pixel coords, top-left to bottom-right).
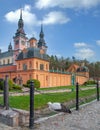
xmin=26 ymin=79 xmax=40 ymax=89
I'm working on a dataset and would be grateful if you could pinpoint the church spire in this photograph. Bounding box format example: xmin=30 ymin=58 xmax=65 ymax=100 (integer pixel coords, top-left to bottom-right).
xmin=40 ymin=23 xmax=44 ymax=38
xmin=18 ymin=9 xmax=24 ymax=33
xmin=8 ymin=42 xmax=12 ymax=51
xmin=14 ymin=9 xmax=25 ymax=37
xmin=38 ymin=24 xmax=47 ymax=51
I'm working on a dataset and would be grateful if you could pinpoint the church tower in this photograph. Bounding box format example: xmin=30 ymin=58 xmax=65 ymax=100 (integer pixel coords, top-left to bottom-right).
xmin=13 ymin=9 xmax=28 ymax=63
xmin=38 ymin=24 xmax=47 ymax=53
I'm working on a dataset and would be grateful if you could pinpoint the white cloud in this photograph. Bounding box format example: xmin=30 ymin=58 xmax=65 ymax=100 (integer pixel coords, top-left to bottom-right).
xmin=75 ymin=48 xmax=95 ymax=60
xmin=5 ymin=5 xmax=70 ymax=26
xmin=5 ymin=5 xmax=39 ymax=26
xmin=35 ymin=0 xmax=100 ymax=9
xmin=73 ymin=42 xmax=95 ymax=60
xmin=74 ymin=42 xmax=88 ymax=48
xmin=42 ymin=11 xmax=70 ymax=25
xmin=96 ymin=40 xmax=100 ymax=46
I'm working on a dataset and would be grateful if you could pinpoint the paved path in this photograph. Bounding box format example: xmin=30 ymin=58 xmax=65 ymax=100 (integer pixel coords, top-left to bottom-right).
xmin=0 ymin=100 xmax=100 ymax=130
xmin=34 ymin=100 xmax=100 ymax=130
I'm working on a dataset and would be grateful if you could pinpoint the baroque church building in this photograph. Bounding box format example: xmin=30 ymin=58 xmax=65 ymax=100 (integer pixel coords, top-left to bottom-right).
xmin=0 ymin=10 xmax=89 ymax=87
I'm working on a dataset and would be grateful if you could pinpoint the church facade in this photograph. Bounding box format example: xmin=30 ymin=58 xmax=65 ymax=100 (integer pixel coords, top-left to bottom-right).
xmin=0 ymin=10 xmax=89 ymax=88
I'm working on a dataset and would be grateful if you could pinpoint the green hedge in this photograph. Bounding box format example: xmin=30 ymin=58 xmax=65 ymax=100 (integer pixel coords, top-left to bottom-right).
xmin=25 ymin=79 xmax=40 ymax=89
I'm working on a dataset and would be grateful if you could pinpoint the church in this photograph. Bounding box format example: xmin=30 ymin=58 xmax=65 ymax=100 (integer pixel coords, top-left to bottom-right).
xmin=0 ymin=10 xmax=89 ymax=88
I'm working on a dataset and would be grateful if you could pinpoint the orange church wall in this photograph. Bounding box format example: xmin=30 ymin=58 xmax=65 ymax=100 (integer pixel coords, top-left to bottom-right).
xmin=48 ymin=73 xmax=71 ymax=87
xmin=16 ymin=57 xmax=49 ymax=87
xmin=0 ymin=58 xmax=89 ymax=88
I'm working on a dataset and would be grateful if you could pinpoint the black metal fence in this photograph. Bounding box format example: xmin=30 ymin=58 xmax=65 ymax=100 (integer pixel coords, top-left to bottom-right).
xmin=0 ymin=75 xmax=100 ymax=129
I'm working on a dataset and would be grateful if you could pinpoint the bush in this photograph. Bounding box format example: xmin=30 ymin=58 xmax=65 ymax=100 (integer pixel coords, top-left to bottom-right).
xmin=8 ymin=79 xmax=14 ymax=90
xmin=83 ymin=80 xmax=96 ymax=86
xmin=13 ymin=84 xmax=22 ymax=90
xmin=0 ymin=78 xmax=22 ymax=91
xmin=26 ymin=79 xmax=40 ymax=89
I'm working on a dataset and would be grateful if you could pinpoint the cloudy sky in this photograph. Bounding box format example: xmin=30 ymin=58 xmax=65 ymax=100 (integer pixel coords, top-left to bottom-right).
xmin=0 ymin=0 xmax=100 ymax=62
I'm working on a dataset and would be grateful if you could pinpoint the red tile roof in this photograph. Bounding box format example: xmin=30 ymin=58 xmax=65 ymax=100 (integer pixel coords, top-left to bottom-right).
xmin=0 ymin=65 xmax=17 ymax=73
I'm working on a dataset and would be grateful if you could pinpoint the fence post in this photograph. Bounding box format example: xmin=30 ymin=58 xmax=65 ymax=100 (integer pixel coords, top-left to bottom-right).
xmin=96 ymin=80 xmax=99 ymax=101
xmin=76 ymin=82 xmax=79 ymax=110
xmin=29 ymin=81 xmax=34 ymax=129
xmin=3 ymin=75 xmax=9 ymax=110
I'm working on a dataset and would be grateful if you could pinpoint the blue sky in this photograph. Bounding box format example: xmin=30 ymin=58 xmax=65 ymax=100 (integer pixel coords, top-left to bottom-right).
xmin=0 ymin=0 xmax=100 ymax=62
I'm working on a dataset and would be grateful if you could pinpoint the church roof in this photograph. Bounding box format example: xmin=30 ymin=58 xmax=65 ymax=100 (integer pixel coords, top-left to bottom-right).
xmin=0 ymin=50 xmax=13 ymax=58
xmin=16 ymin=47 xmax=48 ymax=61
xmin=0 ymin=65 xmax=16 ymax=72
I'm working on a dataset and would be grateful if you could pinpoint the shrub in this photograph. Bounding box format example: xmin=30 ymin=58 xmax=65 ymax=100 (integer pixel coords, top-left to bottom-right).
xmin=26 ymin=79 xmax=40 ymax=89
xmin=8 ymin=79 xmax=14 ymax=90
xmin=13 ymin=84 xmax=22 ymax=90
xmin=83 ymin=80 xmax=96 ymax=86
xmin=0 ymin=79 xmax=13 ymax=90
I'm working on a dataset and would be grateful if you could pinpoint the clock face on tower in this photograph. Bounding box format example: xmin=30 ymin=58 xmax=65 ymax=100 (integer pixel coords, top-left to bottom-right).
xmin=21 ymin=40 xmax=25 ymax=45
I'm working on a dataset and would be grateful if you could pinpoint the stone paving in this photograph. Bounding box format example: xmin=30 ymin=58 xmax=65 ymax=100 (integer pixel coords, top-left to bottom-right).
xmin=0 ymin=100 xmax=100 ymax=130
xmin=33 ymin=100 xmax=100 ymax=130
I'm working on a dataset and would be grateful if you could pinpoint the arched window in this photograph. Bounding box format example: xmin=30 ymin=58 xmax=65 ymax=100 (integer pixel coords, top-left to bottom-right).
xmin=46 ymin=64 xmax=48 ymax=70
xmin=8 ymin=59 xmax=10 ymax=64
xmin=3 ymin=60 xmax=5 ymax=65
xmin=36 ymin=62 xmax=38 ymax=69
xmin=29 ymin=61 xmax=32 ymax=69
xmin=18 ymin=63 xmax=20 ymax=69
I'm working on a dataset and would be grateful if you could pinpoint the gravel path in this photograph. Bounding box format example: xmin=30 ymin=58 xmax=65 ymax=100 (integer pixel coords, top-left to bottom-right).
xmin=0 ymin=100 xmax=100 ymax=130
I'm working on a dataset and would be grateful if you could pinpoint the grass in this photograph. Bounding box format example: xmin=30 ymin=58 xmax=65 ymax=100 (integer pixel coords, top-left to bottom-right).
xmin=37 ymin=84 xmax=96 ymax=91
xmin=0 ymin=88 xmax=98 ymax=111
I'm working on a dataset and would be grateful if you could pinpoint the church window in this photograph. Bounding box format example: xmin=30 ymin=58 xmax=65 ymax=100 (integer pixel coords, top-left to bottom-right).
xmin=15 ymin=40 xmax=19 ymax=44
xmin=8 ymin=59 xmax=10 ymax=64
xmin=23 ymin=63 xmax=27 ymax=70
xmin=3 ymin=60 xmax=5 ymax=65
xmin=21 ymin=40 xmax=25 ymax=45
xmin=36 ymin=62 xmax=38 ymax=69
xmin=18 ymin=63 xmax=20 ymax=69
xmin=29 ymin=61 xmax=32 ymax=69
xmin=40 ymin=64 xmax=44 ymax=70
xmin=46 ymin=64 xmax=48 ymax=70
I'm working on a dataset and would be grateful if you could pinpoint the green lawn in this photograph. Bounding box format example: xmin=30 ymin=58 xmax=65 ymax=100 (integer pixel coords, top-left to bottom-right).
xmin=37 ymin=84 xmax=96 ymax=91
xmin=0 ymin=88 xmax=98 ymax=110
